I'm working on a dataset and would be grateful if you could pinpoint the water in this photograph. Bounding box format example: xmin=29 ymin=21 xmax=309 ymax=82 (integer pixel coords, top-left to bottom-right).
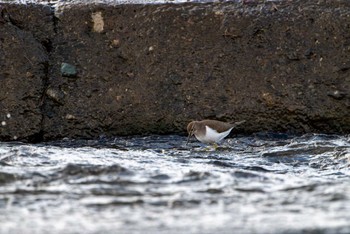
xmin=0 ymin=133 xmax=349 ymax=234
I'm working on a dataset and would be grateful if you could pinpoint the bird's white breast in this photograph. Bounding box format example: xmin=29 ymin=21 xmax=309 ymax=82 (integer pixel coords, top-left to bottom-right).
xmin=195 ymin=126 xmax=233 ymax=143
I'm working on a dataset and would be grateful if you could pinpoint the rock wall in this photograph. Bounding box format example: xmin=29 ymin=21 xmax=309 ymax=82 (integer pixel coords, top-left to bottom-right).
xmin=0 ymin=1 xmax=349 ymax=141
xmin=0 ymin=4 xmax=53 ymax=141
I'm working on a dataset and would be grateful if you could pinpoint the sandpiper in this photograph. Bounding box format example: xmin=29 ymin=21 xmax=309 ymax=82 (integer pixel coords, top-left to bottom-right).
xmin=186 ymin=119 xmax=246 ymax=145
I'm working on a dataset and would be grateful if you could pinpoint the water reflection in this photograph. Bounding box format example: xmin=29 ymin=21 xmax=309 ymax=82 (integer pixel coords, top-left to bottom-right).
xmin=0 ymin=134 xmax=349 ymax=233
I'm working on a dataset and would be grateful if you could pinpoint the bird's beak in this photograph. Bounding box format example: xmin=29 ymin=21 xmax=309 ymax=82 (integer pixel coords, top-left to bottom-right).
xmin=186 ymin=128 xmax=194 ymax=145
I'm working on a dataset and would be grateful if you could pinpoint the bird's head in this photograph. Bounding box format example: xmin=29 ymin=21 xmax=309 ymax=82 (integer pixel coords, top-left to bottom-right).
xmin=186 ymin=121 xmax=198 ymax=145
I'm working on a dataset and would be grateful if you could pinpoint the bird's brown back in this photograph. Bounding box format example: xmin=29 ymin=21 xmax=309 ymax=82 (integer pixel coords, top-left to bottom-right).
xmin=199 ymin=120 xmax=234 ymax=133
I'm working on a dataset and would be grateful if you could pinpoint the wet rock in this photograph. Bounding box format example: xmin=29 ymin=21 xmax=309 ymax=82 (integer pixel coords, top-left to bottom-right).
xmin=0 ymin=172 xmax=16 ymax=184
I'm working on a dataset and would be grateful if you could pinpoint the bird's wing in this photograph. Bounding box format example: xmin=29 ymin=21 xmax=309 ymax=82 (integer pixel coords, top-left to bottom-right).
xmin=201 ymin=120 xmax=232 ymax=133
xmin=205 ymin=126 xmax=233 ymax=142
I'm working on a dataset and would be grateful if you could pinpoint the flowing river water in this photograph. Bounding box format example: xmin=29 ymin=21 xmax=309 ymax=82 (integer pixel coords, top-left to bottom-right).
xmin=1 ymin=133 xmax=350 ymax=234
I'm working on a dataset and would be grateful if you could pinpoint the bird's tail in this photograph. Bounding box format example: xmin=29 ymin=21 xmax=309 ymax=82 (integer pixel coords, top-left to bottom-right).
xmin=231 ymin=120 xmax=246 ymax=128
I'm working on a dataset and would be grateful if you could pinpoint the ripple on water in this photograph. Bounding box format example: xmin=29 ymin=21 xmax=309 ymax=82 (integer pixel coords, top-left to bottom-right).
xmin=0 ymin=134 xmax=349 ymax=234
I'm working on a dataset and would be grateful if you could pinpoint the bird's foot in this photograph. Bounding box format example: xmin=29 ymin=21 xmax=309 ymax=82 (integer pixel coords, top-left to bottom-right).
xmin=203 ymin=143 xmax=219 ymax=151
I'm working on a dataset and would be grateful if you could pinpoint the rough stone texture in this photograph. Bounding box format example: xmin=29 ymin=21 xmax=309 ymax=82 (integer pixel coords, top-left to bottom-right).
xmin=43 ymin=0 xmax=349 ymax=140
xmin=1 ymin=1 xmax=350 ymax=141
xmin=0 ymin=4 xmax=53 ymax=141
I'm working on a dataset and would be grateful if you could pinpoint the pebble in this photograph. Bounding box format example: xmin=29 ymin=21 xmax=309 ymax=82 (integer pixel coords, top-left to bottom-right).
xmin=61 ymin=63 xmax=78 ymax=78
xmin=92 ymin=11 xmax=104 ymax=33
xmin=328 ymin=90 xmax=346 ymax=100
xmin=46 ymin=88 xmax=65 ymax=104
xmin=65 ymin=114 xmax=76 ymax=120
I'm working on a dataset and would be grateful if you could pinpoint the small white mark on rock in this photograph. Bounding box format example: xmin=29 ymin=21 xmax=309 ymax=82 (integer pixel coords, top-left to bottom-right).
xmin=65 ymin=114 xmax=76 ymax=120
xmin=148 ymin=46 xmax=154 ymax=52
xmin=214 ymin=10 xmax=224 ymax=16
xmin=1 ymin=121 xmax=6 ymax=126
xmin=327 ymin=90 xmax=346 ymax=100
xmin=112 ymin=39 xmax=120 ymax=47
xmin=13 ymin=136 xmax=17 ymax=140
xmin=92 ymin=11 xmax=104 ymax=33
xmin=6 ymin=113 xmax=11 ymax=119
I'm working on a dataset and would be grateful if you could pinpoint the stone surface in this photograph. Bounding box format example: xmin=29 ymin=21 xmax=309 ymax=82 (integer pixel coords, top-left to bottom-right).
xmin=1 ymin=1 xmax=350 ymax=141
xmin=0 ymin=3 xmax=53 ymax=141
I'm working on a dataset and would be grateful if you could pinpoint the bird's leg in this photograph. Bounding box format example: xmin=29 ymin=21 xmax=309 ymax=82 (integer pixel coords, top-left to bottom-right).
xmin=203 ymin=143 xmax=218 ymax=151
xmin=186 ymin=134 xmax=191 ymax=145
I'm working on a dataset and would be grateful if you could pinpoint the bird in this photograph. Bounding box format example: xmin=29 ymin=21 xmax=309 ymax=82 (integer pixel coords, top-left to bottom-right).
xmin=186 ymin=119 xmax=246 ymax=146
